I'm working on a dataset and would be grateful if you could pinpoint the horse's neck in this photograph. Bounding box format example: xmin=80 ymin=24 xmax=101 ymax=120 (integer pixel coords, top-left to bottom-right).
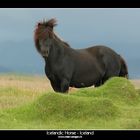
xmin=45 ymin=38 xmax=64 ymax=65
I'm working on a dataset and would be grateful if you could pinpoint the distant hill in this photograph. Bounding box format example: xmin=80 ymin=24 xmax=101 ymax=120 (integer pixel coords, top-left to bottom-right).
xmin=0 ymin=66 xmax=12 ymax=73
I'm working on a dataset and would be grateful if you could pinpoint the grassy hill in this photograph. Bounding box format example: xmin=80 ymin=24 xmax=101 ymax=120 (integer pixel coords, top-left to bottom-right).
xmin=0 ymin=74 xmax=140 ymax=129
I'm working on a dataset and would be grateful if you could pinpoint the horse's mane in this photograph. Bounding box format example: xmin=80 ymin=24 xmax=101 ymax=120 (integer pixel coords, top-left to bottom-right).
xmin=53 ymin=33 xmax=70 ymax=48
xmin=34 ymin=18 xmax=70 ymax=52
xmin=63 ymin=41 xmax=70 ymax=47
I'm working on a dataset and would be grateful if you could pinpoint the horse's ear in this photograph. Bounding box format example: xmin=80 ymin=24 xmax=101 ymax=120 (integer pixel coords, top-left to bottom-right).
xmin=47 ymin=18 xmax=57 ymax=30
xmin=37 ymin=22 xmax=42 ymax=27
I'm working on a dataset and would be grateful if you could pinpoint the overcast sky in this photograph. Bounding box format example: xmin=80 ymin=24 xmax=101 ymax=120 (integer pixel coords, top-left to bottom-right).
xmin=0 ymin=8 xmax=140 ymax=43
xmin=0 ymin=8 xmax=140 ymax=78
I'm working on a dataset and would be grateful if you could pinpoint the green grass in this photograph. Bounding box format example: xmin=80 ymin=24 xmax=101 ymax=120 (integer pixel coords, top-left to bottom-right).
xmin=0 ymin=75 xmax=140 ymax=129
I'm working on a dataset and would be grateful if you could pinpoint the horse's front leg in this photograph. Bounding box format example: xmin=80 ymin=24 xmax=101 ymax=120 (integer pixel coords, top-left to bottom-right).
xmin=47 ymin=74 xmax=61 ymax=92
xmin=60 ymin=78 xmax=70 ymax=93
xmin=50 ymin=80 xmax=61 ymax=92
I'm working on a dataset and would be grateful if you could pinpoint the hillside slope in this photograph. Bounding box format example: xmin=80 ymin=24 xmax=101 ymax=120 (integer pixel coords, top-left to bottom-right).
xmin=0 ymin=76 xmax=140 ymax=129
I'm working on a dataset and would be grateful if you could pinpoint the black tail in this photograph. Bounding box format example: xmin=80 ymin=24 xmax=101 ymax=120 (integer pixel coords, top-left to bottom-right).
xmin=119 ymin=55 xmax=129 ymax=79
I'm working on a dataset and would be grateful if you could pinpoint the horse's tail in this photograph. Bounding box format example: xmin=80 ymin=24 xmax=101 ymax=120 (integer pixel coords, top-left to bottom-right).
xmin=119 ymin=55 xmax=129 ymax=79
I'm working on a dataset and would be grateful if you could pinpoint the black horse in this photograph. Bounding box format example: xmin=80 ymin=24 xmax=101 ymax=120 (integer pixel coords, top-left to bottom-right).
xmin=34 ymin=18 xmax=128 ymax=93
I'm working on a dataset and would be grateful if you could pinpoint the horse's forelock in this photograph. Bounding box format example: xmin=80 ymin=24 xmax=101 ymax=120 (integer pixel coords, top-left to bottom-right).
xmin=34 ymin=18 xmax=70 ymax=51
xmin=34 ymin=22 xmax=53 ymax=41
xmin=34 ymin=20 xmax=56 ymax=52
xmin=35 ymin=18 xmax=57 ymax=38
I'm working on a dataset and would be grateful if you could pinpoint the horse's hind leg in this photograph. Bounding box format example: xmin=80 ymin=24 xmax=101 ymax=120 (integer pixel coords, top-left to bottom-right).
xmin=94 ymin=80 xmax=102 ymax=87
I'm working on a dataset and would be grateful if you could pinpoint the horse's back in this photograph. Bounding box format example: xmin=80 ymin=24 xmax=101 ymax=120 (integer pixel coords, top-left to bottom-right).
xmin=87 ymin=45 xmax=121 ymax=79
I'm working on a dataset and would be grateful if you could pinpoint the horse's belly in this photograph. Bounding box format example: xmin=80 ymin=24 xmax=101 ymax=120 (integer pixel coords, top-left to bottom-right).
xmin=70 ymin=82 xmax=93 ymax=88
xmin=69 ymin=58 xmax=104 ymax=88
xmin=70 ymin=74 xmax=100 ymax=88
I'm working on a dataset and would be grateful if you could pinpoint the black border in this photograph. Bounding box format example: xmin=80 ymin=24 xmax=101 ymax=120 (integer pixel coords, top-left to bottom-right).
xmin=0 ymin=130 xmax=140 ymax=139
xmin=0 ymin=1 xmax=140 ymax=8
xmin=0 ymin=0 xmax=140 ymax=139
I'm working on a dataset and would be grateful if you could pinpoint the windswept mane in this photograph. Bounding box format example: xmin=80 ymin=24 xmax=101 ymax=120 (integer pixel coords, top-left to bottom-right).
xmin=34 ymin=18 xmax=57 ymax=51
xmin=53 ymin=33 xmax=70 ymax=48
xmin=34 ymin=18 xmax=70 ymax=52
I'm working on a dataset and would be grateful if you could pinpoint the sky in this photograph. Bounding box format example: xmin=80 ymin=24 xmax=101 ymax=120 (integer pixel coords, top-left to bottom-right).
xmin=0 ymin=8 xmax=140 ymax=78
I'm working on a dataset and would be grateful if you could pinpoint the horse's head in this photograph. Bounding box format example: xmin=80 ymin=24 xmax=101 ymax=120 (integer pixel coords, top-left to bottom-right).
xmin=34 ymin=18 xmax=57 ymax=57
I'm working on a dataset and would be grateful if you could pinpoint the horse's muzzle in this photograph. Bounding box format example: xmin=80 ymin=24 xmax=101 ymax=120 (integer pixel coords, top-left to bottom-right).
xmin=41 ymin=50 xmax=49 ymax=57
